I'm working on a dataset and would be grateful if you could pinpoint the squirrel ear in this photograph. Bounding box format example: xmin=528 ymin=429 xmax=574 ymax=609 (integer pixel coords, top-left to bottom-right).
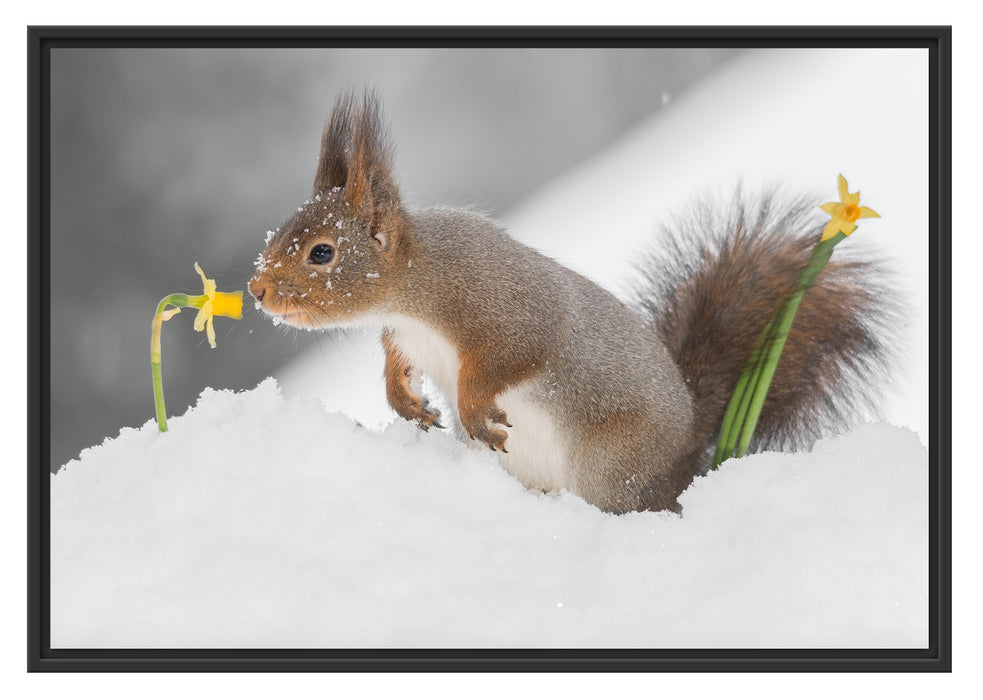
xmin=344 ymin=92 xmax=405 ymax=251
xmin=313 ymin=90 xmax=406 ymax=251
xmin=312 ymin=92 xmax=356 ymax=196
xmin=362 ymin=178 xmax=407 ymax=252
xmin=344 ymin=93 xmax=395 ymax=208
xmin=367 ymin=210 xmax=386 ymax=249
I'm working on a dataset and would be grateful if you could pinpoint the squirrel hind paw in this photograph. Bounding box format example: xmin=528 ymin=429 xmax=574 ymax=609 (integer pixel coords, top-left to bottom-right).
xmin=473 ymin=433 xmax=508 ymax=453
xmin=465 ymin=422 xmax=510 ymax=452
xmin=460 ymin=401 xmax=512 ymax=452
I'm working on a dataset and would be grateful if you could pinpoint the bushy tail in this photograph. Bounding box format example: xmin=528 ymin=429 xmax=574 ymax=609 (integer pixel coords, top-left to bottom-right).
xmin=633 ymin=190 xmax=902 ymax=461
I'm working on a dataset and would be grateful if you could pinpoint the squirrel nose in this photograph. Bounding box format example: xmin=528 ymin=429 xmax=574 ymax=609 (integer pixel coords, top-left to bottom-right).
xmin=249 ymin=278 xmax=266 ymax=302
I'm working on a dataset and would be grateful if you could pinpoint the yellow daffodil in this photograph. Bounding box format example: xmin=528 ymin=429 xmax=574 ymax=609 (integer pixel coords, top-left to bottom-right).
xmin=150 ymin=263 xmax=244 ymax=432
xmin=191 ymin=262 xmax=244 ymax=348
xmin=819 ymin=174 xmax=880 ymax=241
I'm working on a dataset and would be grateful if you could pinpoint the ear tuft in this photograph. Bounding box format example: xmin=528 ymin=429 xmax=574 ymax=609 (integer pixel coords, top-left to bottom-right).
xmin=312 ymin=89 xmax=397 ymax=203
xmin=312 ymin=89 xmax=406 ymax=250
xmin=344 ymin=91 xmax=396 ymax=210
xmin=312 ymin=91 xmax=356 ymax=196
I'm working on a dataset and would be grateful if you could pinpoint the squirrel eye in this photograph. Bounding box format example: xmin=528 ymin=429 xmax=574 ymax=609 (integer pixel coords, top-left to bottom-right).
xmin=308 ymin=243 xmax=335 ymax=265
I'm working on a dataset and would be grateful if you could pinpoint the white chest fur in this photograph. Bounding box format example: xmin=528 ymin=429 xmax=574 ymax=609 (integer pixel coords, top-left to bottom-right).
xmin=384 ymin=315 xmax=572 ymax=493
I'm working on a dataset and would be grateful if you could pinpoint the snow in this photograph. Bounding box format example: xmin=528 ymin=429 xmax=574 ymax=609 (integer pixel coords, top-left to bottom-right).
xmin=51 ymin=379 xmax=927 ymax=648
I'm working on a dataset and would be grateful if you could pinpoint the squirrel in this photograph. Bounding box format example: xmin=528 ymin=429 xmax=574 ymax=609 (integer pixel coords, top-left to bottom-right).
xmin=249 ymin=90 xmax=896 ymax=515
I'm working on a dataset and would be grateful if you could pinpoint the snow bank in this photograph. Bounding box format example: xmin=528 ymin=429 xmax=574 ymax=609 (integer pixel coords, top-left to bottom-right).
xmin=51 ymin=379 xmax=927 ymax=649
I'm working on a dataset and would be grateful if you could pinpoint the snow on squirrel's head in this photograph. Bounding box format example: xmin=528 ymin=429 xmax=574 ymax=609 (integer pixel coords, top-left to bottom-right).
xmin=249 ymin=89 xmax=410 ymax=330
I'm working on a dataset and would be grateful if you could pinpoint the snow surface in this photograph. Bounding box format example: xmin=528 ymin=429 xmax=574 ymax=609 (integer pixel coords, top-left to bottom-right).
xmin=51 ymin=379 xmax=927 ymax=648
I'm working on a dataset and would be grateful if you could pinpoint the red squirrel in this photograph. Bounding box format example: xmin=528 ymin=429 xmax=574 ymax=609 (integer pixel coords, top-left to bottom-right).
xmin=249 ymin=90 xmax=895 ymax=514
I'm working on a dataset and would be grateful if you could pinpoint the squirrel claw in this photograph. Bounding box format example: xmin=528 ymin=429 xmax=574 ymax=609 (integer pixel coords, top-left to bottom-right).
xmin=465 ymin=423 xmax=509 ymax=453
xmin=484 ymin=439 xmax=508 ymax=453
xmin=414 ymin=409 xmax=442 ymax=431
xmin=399 ymin=399 xmax=441 ymax=432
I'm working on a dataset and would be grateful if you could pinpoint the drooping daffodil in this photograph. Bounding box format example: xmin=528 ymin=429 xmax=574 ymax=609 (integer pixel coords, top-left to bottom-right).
xmin=819 ymin=174 xmax=880 ymax=241
xmin=190 ymin=262 xmax=244 ymax=348
xmin=150 ymin=263 xmax=244 ymax=432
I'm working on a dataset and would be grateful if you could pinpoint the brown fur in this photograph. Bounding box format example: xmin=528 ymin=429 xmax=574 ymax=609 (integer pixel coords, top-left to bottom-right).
xmin=576 ymin=410 xmax=687 ymax=513
xmin=457 ymin=351 xmax=518 ymax=452
xmin=633 ymin=191 xmax=900 ymax=463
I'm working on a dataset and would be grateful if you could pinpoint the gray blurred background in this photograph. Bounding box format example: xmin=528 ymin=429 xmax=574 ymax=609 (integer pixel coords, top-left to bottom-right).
xmin=48 ymin=48 xmax=737 ymax=471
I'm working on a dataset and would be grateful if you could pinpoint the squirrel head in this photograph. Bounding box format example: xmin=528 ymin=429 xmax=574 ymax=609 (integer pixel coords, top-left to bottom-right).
xmin=249 ymin=90 xmax=409 ymax=329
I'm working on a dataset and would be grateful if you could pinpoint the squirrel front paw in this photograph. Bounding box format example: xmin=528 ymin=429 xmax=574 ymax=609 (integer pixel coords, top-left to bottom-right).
xmin=461 ymin=404 xmax=513 ymax=452
xmin=390 ymin=390 xmax=444 ymax=431
xmin=383 ymin=332 xmax=444 ymax=431
xmin=409 ymin=398 xmax=444 ymax=432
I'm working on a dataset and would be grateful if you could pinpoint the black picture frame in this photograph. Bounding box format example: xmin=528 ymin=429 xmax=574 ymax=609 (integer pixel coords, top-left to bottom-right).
xmin=27 ymin=25 xmax=952 ymax=673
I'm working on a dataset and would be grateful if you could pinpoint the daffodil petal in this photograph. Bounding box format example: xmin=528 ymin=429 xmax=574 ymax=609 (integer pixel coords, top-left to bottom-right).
xmin=837 ymin=174 xmax=849 ymax=202
xmin=192 ymin=262 xmax=241 ymax=346
xmin=193 ymin=300 xmax=213 ymax=332
xmin=840 ymin=221 xmax=858 ymax=236
xmin=843 ymin=190 xmax=860 ymax=207
xmin=157 ymin=307 xmax=182 ymax=322
xmin=213 ymin=290 xmax=244 ymax=319
xmin=194 ymin=262 xmax=216 ymax=299
xmin=819 ymin=202 xmax=840 ymax=216
xmin=858 ymin=206 xmax=880 ymax=219
xmin=821 ymin=218 xmax=842 ymax=241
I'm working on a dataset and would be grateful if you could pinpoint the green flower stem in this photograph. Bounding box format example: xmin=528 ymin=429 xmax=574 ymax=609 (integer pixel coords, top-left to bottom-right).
xmin=151 ymin=293 xmax=198 ymax=432
xmin=713 ymin=309 xmax=781 ymax=465
xmin=712 ymin=231 xmax=846 ymax=467
xmin=151 ymin=354 xmax=167 ymax=432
